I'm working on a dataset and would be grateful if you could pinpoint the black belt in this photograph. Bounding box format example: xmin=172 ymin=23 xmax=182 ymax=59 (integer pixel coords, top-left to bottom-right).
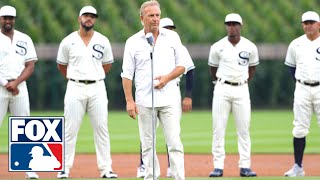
xmin=219 ymin=78 xmax=247 ymax=86
xmin=7 ymin=79 xmax=15 ymax=82
xmin=297 ymin=79 xmax=320 ymax=87
xmin=69 ymin=79 xmax=101 ymax=84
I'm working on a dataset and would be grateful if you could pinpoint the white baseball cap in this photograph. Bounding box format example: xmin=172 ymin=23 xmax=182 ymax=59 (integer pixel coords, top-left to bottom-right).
xmin=225 ymin=13 xmax=242 ymax=25
xmin=301 ymin=11 xmax=319 ymax=22
xmin=160 ymin=17 xmax=176 ymax=29
xmin=0 ymin=5 xmax=16 ymax=17
xmin=79 ymin=6 xmax=98 ymax=17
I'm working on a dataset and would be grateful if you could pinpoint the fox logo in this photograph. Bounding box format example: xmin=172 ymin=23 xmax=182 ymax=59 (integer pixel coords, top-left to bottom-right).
xmin=9 ymin=117 xmax=64 ymax=172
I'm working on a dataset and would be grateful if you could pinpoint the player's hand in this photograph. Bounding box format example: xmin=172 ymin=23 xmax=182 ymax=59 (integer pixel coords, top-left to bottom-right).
xmin=11 ymin=88 xmax=19 ymax=95
xmin=154 ymin=75 xmax=169 ymax=89
xmin=5 ymin=80 xmax=18 ymax=92
xmin=182 ymin=97 xmax=192 ymax=112
xmin=126 ymin=101 xmax=138 ymax=120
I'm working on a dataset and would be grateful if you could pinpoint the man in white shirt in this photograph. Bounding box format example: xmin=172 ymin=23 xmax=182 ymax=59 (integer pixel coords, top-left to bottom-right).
xmin=208 ymin=13 xmax=258 ymax=177
xmin=136 ymin=17 xmax=195 ymax=179
xmin=56 ymin=5 xmax=117 ymax=179
xmin=284 ymin=11 xmax=320 ymax=177
xmin=121 ymin=1 xmax=186 ymax=180
xmin=0 ymin=5 xmax=38 ymax=179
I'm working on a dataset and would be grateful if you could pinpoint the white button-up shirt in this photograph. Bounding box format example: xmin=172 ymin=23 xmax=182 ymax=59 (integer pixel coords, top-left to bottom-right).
xmin=208 ymin=36 xmax=259 ymax=82
xmin=121 ymin=28 xmax=186 ymax=107
xmin=285 ymin=35 xmax=320 ymax=81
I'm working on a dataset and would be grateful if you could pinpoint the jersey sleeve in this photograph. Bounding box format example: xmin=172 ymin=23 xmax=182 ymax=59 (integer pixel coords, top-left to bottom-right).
xmin=25 ymin=36 xmax=38 ymax=62
xmin=208 ymin=44 xmax=219 ymax=67
xmin=56 ymin=38 xmax=69 ymax=65
xmin=249 ymin=43 xmax=259 ymax=66
xmin=182 ymin=46 xmax=195 ymax=74
xmin=284 ymin=41 xmax=296 ymax=67
xmin=102 ymin=37 xmax=114 ymax=65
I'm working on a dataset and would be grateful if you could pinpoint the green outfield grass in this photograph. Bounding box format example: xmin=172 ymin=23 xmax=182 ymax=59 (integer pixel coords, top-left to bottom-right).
xmin=1 ymin=110 xmax=319 ymax=154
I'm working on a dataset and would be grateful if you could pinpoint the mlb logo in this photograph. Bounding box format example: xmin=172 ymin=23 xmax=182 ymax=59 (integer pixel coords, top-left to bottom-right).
xmin=9 ymin=117 xmax=64 ymax=172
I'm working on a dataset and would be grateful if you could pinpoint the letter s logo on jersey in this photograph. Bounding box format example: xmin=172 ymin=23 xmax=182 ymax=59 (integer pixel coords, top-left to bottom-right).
xmin=316 ymin=47 xmax=320 ymax=61
xmin=16 ymin=41 xmax=27 ymax=55
xmin=9 ymin=117 xmax=64 ymax=172
xmin=238 ymin=51 xmax=249 ymax=66
xmin=93 ymin=44 xmax=104 ymax=60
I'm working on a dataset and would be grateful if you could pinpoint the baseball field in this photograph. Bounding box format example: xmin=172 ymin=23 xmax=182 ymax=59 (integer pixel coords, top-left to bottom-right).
xmin=1 ymin=110 xmax=319 ymax=179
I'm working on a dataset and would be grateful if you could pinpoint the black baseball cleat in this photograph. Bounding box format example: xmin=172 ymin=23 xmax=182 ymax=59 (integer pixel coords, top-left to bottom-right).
xmin=209 ymin=168 xmax=223 ymax=177
xmin=102 ymin=171 xmax=118 ymax=178
xmin=240 ymin=168 xmax=257 ymax=177
xmin=57 ymin=171 xmax=69 ymax=179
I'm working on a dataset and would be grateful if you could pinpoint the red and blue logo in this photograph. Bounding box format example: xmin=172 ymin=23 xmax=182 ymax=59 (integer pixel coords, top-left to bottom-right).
xmin=9 ymin=117 xmax=64 ymax=172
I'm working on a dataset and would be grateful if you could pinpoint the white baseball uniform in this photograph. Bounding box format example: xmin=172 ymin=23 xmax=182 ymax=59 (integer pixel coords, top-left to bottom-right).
xmin=0 ymin=30 xmax=37 ymax=127
xmin=57 ymin=31 xmax=114 ymax=177
xmin=208 ymin=36 xmax=259 ymax=169
xmin=121 ymin=28 xmax=186 ymax=180
xmin=285 ymin=34 xmax=320 ymax=138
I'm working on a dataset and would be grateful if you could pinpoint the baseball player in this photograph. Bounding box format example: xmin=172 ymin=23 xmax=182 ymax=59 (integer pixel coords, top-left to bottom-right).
xmin=56 ymin=6 xmax=117 ymax=179
xmin=122 ymin=1 xmax=186 ymax=180
xmin=28 ymin=146 xmax=61 ymax=171
xmin=284 ymin=11 xmax=320 ymax=177
xmin=208 ymin=13 xmax=258 ymax=177
xmin=136 ymin=17 xmax=195 ymax=178
xmin=0 ymin=5 xmax=38 ymax=179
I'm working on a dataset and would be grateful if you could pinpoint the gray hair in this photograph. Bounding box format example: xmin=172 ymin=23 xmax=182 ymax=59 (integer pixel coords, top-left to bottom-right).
xmin=139 ymin=0 xmax=160 ymax=16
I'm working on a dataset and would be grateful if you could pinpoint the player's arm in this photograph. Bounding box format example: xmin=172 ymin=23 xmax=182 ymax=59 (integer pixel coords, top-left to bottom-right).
xmin=57 ymin=64 xmax=67 ymax=78
xmin=122 ymin=77 xmax=138 ymax=119
xmin=288 ymin=67 xmax=296 ymax=80
xmin=248 ymin=66 xmax=256 ymax=81
xmin=182 ymin=69 xmax=194 ymax=112
xmin=209 ymin=66 xmax=218 ymax=81
xmin=102 ymin=63 xmax=112 ymax=74
xmin=5 ymin=60 xmax=36 ymax=94
xmin=285 ymin=42 xmax=296 ymax=81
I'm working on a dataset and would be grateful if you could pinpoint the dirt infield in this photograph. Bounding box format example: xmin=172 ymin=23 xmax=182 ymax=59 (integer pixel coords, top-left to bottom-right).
xmin=1 ymin=154 xmax=319 ymax=179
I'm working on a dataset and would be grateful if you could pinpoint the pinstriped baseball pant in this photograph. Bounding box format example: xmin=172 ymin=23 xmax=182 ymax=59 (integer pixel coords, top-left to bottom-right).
xmin=63 ymin=80 xmax=113 ymax=177
xmin=211 ymin=82 xmax=252 ymax=169
xmin=0 ymin=82 xmax=30 ymax=127
xmin=292 ymin=82 xmax=320 ymax=138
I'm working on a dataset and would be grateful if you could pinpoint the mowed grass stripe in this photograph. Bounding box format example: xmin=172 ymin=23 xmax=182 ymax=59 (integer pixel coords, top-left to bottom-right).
xmin=0 ymin=110 xmax=319 ymax=154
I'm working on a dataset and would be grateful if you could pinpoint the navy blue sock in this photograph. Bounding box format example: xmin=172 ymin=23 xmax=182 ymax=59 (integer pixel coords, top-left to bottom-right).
xmin=166 ymin=145 xmax=170 ymax=167
xmin=293 ymin=137 xmax=305 ymax=167
xmin=140 ymin=143 xmax=143 ymax=165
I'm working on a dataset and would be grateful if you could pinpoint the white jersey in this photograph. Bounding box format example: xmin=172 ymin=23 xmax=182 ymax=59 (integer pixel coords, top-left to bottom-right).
xmin=121 ymin=28 xmax=186 ymax=107
xmin=208 ymin=36 xmax=259 ymax=82
xmin=0 ymin=30 xmax=38 ymax=79
xmin=57 ymin=31 xmax=114 ymax=80
xmin=176 ymin=45 xmax=195 ymax=84
xmin=285 ymin=35 xmax=320 ymax=81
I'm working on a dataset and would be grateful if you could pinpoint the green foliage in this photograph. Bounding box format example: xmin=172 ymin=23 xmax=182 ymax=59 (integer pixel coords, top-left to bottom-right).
xmin=0 ymin=0 xmax=318 ymax=43
xmin=1 ymin=110 xmax=319 ymax=154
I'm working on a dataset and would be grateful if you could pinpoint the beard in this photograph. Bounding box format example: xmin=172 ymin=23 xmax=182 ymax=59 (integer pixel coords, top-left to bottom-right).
xmin=81 ymin=22 xmax=94 ymax=31
xmin=2 ymin=23 xmax=13 ymax=32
